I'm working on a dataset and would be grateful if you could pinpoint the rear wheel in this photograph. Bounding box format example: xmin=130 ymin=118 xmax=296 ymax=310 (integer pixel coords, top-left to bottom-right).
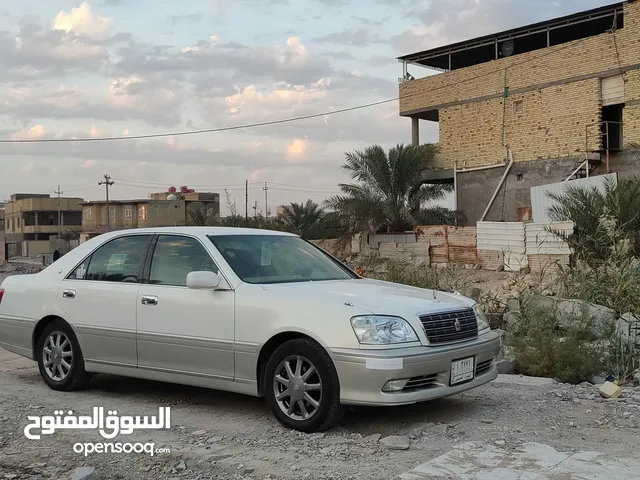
xmin=264 ymin=338 xmax=347 ymax=432
xmin=36 ymin=319 xmax=90 ymax=391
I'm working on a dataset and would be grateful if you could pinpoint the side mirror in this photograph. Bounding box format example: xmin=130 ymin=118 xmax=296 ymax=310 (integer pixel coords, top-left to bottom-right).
xmin=186 ymin=271 xmax=221 ymax=290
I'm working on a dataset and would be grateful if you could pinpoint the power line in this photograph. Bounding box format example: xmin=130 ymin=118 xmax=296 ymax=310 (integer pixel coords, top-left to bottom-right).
xmin=0 ymin=34 xmax=593 ymax=145
xmin=0 ymin=99 xmax=395 ymax=144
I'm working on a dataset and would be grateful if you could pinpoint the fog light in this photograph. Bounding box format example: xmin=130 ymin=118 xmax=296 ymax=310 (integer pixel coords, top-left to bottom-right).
xmin=382 ymin=379 xmax=409 ymax=392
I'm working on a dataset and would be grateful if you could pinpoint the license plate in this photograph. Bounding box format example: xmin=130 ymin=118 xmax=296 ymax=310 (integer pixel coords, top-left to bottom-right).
xmin=451 ymin=357 xmax=475 ymax=385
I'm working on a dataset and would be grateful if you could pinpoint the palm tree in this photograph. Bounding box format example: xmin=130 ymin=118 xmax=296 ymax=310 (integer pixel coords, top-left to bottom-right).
xmin=325 ymin=144 xmax=453 ymax=233
xmin=280 ymin=200 xmax=326 ymax=239
xmin=546 ymin=175 xmax=640 ymax=261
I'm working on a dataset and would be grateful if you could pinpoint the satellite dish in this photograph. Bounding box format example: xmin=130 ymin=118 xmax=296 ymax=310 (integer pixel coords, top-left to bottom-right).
xmin=167 ymin=194 xmax=178 ymax=200
xmin=501 ymin=40 xmax=515 ymax=57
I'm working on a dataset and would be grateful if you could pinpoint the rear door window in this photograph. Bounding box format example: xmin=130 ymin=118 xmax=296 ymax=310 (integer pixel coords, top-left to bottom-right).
xmin=70 ymin=235 xmax=152 ymax=283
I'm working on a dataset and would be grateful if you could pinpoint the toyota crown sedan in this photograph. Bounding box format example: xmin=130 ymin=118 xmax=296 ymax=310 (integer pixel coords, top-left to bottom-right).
xmin=0 ymin=227 xmax=500 ymax=432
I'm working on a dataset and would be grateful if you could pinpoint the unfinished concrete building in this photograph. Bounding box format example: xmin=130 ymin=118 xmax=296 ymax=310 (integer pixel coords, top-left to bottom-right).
xmin=398 ymin=1 xmax=640 ymax=224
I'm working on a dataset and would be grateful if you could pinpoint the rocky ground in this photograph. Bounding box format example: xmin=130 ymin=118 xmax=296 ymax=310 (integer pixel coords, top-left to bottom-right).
xmin=1 ymin=348 xmax=640 ymax=480
xmin=1 ymin=261 xmax=639 ymax=480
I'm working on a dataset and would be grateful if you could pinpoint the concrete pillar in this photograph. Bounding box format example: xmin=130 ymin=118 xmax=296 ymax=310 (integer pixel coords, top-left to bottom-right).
xmin=411 ymin=117 xmax=419 ymax=146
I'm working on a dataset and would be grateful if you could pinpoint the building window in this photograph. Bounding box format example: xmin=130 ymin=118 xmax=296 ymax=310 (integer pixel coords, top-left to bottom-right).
xmin=153 ymin=204 xmax=160 ymax=217
xmin=163 ymin=205 xmax=169 ymax=216
xmin=514 ymin=100 xmax=524 ymax=115
xmin=138 ymin=205 xmax=147 ymax=220
xmin=124 ymin=206 xmax=133 ymax=220
xmin=516 ymin=173 xmax=524 ymax=182
xmin=83 ymin=207 xmax=92 ymax=221
xmin=109 ymin=206 xmax=116 ymax=225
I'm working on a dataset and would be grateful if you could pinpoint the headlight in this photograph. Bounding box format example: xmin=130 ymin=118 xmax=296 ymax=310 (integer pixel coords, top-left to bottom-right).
xmin=473 ymin=304 xmax=491 ymax=333
xmin=350 ymin=315 xmax=419 ymax=345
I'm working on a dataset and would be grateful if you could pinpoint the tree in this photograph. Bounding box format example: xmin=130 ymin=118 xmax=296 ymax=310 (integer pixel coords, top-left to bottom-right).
xmin=547 ymin=175 xmax=640 ymax=262
xmin=325 ymin=144 xmax=453 ymax=233
xmin=280 ymin=200 xmax=326 ymax=239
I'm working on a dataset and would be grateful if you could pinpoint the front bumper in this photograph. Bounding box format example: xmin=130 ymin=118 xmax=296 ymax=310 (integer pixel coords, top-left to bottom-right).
xmin=331 ymin=330 xmax=501 ymax=406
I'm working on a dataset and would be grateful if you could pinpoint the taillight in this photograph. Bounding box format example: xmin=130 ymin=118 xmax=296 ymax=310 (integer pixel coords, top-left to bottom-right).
xmin=0 ymin=288 xmax=4 ymax=305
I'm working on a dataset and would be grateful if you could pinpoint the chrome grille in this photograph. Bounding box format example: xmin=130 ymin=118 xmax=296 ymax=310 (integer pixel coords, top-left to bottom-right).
xmin=403 ymin=373 xmax=438 ymax=391
xmin=476 ymin=359 xmax=494 ymax=376
xmin=419 ymin=308 xmax=478 ymax=345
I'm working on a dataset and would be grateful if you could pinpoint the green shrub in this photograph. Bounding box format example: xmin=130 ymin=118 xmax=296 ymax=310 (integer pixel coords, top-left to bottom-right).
xmin=507 ymin=298 xmax=606 ymax=384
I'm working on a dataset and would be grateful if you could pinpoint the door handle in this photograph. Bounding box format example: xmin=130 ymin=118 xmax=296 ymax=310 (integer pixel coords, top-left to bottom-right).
xmin=141 ymin=295 xmax=158 ymax=306
xmin=62 ymin=289 xmax=76 ymax=299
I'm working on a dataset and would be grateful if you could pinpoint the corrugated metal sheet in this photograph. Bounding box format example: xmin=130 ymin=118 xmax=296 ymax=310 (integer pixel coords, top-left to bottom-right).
xmin=416 ymin=226 xmax=448 ymax=263
xmin=379 ymin=242 xmax=430 ymax=262
xmin=478 ymin=250 xmax=504 ymax=271
xmin=366 ymin=233 xmax=416 ymax=247
xmin=477 ymin=222 xmax=526 ymax=271
xmin=525 ymin=222 xmax=573 ymax=255
xmin=447 ymin=227 xmax=477 ymax=264
xmin=531 ymin=174 xmax=617 ymax=223
xmin=602 ymin=74 xmax=625 ymax=106
xmin=527 ymin=254 xmax=570 ymax=274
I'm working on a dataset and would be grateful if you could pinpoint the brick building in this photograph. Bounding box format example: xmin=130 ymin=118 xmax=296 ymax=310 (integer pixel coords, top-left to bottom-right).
xmin=4 ymin=194 xmax=84 ymax=256
xmin=398 ymin=1 xmax=640 ymax=224
xmin=81 ymin=188 xmax=220 ymax=240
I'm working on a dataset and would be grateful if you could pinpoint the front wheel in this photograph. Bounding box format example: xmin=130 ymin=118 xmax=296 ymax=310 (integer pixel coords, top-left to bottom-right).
xmin=36 ymin=319 xmax=90 ymax=391
xmin=264 ymin=338 xmax=347 ymax=432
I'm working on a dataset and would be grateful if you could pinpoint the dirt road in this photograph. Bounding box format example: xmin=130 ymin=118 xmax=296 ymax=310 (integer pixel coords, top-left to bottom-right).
xmin=1 ymin=347 xmax=639 ymax=480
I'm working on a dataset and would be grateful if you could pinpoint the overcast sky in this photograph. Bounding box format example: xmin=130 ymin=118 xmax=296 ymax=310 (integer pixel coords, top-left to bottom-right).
xmin=0 ymin=0 xmax=617 ymax=214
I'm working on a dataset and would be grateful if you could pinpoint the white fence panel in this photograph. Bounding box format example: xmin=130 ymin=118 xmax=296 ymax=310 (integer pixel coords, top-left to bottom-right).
xmin=365 ymin=233 xmax=416 ymax=247
xmin=477 ymin=222 xmax=526 ymax=271
xmin=531 ymin=173 xmax=617 ymax=223
xmin=525 ymin=222 xmax=573 ymax=255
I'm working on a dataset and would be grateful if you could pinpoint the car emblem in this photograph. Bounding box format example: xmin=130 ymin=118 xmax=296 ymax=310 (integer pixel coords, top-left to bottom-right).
xmin=454 ymin=319 xmax=461 ymax=332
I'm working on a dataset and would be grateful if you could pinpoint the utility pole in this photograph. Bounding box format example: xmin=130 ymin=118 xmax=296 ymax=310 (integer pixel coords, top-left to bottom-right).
xmin=253 ymin=201 xmax=258 ymax=218
xmin=245 ymin=179 xmax=248 ymax=222
xmin=54 ymin=185 xmax=63 ymax=239
xmin=263 ymin=182 xmax=269 ymax=218
xmin=98 ymin=174 xmax=114 ymax=230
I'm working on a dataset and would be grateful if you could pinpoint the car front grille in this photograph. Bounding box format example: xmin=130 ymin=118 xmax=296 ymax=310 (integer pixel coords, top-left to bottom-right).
xmin=475 ymin=359 xmax=494 ymax=376
xmin=419 ymin=308 xmax=478 ymax=345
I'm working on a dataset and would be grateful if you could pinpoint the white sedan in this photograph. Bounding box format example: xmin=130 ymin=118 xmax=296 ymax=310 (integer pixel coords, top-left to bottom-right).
xmin=0 ymin=227 xmax=501 ymax=432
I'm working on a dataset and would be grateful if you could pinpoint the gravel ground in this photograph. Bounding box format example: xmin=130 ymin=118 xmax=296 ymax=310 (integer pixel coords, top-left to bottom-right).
xmin=1 ymin=347 xmax=639 ymax=480
xmin=1 ymin=264 xmax=639 ymax=480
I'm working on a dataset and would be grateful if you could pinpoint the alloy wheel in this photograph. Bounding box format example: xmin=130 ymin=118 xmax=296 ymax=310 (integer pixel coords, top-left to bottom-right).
xmin=43 ymin=331 xmax=73 ymax=382
xmin=272 ymin=355 xmax=323 ymax=421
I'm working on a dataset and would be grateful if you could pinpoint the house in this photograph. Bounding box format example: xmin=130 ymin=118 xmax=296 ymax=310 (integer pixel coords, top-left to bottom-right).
xmin=149 ymin=186 xmax=220 ymax=218
xmin=4 ymin=194 xmax=84 ymax=257
xmin=80 ymin=187 xmax=220 ymax=241
xmin=397 ymin=1 xmax=640 ymax=224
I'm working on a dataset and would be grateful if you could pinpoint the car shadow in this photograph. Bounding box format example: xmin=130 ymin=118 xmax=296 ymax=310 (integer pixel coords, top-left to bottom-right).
xmin=87 ymin=374 xmax=486 ymax=433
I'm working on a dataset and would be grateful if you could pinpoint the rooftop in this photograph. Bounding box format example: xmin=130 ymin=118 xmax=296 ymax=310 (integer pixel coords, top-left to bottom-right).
xmin=398 ymin=2 xmax=625 ymax=72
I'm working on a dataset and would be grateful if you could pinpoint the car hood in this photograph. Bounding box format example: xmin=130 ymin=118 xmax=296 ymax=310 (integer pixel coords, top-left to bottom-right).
xmin=261 ymin=278 xmax=475 ymax=316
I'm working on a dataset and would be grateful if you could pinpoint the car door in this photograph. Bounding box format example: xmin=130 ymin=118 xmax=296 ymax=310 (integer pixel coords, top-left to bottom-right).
xmin=58 ymin=234 xmax=153 ymax=368
xmin=136 ymin=234 xmax=235 ymax=379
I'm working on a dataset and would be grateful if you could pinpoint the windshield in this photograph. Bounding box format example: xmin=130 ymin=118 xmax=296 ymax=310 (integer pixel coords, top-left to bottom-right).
xmin=208 ymin=234 xmax=357 ymax=284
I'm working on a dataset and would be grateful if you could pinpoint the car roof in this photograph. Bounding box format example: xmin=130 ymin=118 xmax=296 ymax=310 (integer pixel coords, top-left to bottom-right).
xmin=97 ymin=226 xmax=296 ymax=238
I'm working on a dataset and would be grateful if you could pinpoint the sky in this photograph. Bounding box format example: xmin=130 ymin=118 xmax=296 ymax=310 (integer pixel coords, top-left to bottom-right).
xmin=0 ymin=0 xmax=618 ymax=215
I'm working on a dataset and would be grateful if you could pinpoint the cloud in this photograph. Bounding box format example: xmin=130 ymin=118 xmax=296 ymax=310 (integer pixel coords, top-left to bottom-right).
xmin=391 ymin=0 xmax=614 ymax=53
xmin=113 ymin=35 xmax=332 ymax=87
xmin=53 ymin=2 xmax=112 ymax=40
xmin=0 ymin=77 xmax=182 ymax=126
xmin=12 ymin=124 xmax=46 ymax=140
xmin=313 ymin=28 xmax=385 ymax=47
xmin=286 ymin=139 xmax=308 ymax=159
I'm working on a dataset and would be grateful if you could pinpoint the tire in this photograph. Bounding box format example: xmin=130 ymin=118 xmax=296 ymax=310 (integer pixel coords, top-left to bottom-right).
xmin=264 ymin=338 xmax=347 ymax=433
xmin=36 ymin=319 xmax=91 ymax=391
